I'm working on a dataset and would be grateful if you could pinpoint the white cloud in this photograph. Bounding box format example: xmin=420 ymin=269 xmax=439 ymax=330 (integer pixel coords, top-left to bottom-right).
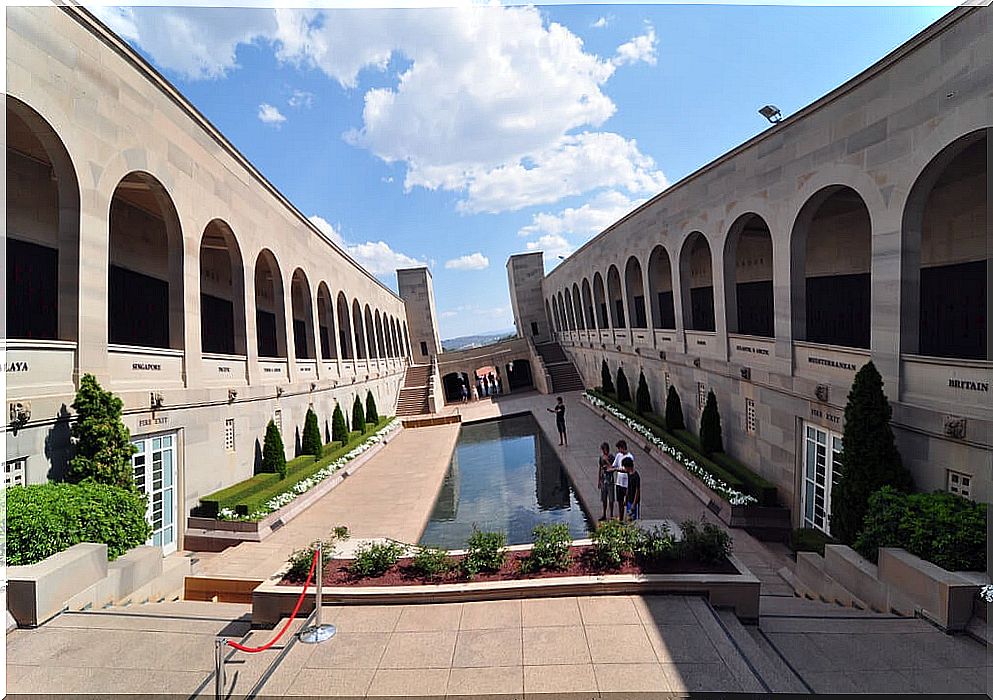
xmin=258 ymin=103 xmax=287 ymax=126
xmin=591 ymin=16 xmax=610 ymax=29
xmin=309 ymin=215 xmax=424 ymax=278
xmin=444 ymin=252 xmax=489 ymax=271
xmin=613 ymin=25 xmax=658 ymax=67
xmin=440 ymin=310 xmax=459 ymax=319
xmin=288 ymin=89 xmax=314 ymax=108
xmin=519 ymin=190 xmax=648 ymax=239
xmin=526 ymin=233 xmax=574 ymax=261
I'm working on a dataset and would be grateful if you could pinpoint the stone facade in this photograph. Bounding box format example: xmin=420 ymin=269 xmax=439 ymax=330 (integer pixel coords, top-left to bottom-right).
xmin=517 ymin=8 xmax=992 ymax=531
xmin=4 ymin=6 xmax=417 ymax=551
xmin=507 ymin=252 xmax=553 ymax=345
xmin=398 ymin=267 xmax=442 ymax=364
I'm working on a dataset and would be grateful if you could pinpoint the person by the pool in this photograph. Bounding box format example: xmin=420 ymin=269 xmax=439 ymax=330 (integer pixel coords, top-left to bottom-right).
xmin=597 ymin=441 xmax=615 ymax=520
xmin=547 ymin=396 xmax=567 ymax=446
xmin=612 ymin=440 xmax=633 ymax=519
xmin=623 ymin=456 xmax=640 ymax=521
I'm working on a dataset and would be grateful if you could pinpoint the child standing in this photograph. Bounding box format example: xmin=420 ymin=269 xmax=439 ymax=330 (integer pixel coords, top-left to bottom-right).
xmin=624 ymin=456 xmax=641 ymax=521
xmin=597 ymin=442 xmax=615 ymax=521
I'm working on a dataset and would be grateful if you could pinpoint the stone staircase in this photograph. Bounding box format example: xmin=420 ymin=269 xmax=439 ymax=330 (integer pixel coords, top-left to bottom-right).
xmin=535 ymin=342 xmax=584 ymax=392
xmin=396 ymin=363 xmax=431 ymax=416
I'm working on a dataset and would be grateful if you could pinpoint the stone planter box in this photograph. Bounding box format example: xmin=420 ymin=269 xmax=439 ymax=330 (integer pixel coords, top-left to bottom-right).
xmin=878 ymin=547 xmax=980 ymax=631
xmin=185 ymin=430 xmax=398 ymax=552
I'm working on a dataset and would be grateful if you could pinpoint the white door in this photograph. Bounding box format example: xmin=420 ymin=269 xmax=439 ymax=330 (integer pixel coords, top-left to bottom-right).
xmin=801 ymin=423 xmax=843 ymax=535
xmin=131 ymin=432 xmax=177 ymax=555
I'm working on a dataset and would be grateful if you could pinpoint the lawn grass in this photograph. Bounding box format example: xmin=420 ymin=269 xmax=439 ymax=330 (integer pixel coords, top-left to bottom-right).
xmin=198 ymin=417 xmax=392 ymax=518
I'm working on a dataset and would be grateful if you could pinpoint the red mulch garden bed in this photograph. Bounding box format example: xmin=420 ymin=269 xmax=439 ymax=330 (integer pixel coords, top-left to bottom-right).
xmin=278 ymin=545 xmax=738 ymax=587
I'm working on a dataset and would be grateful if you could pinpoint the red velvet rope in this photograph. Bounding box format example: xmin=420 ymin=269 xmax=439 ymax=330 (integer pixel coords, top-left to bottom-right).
xmin=226 ymin=549 xmax=319 ymax=653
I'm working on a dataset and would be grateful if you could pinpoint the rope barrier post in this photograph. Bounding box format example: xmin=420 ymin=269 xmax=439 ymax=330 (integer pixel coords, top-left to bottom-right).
xmin=214 ymin=637 xmax=226 ymax=700
xmin=299 ymin=540 xmax=336 ymax=644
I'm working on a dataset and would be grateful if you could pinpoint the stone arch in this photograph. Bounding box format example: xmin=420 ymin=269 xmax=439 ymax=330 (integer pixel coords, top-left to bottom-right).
xmin=290 ymin=268 xmax=316 ymax=359
xmin=316 ymin=282 xmax=337 ymax=359
xmin=374 ymin=310 xmax=386 ymax=358
xmin=6 ymin=96 xmax=81 ymax=342
xmin=593 ymin=272 xmax=608 ymax=328
xmin=581 ymin=278 xmax=595 ymax=329
xmin=647 ymin=245 xmax=676 ymax=329
xmin=352 ymin=298 xmax=367 ymax=359
xmin=199 ymin=219 xmax=247 ymax=355
xmin=678 ymin=232 xmax=715 ymax=332
xmin=572 ymin=283 xmax=585 ymax=330
xmin=606 ymin=265 xmax=625 ymax=328
xmin=336 ymin=291 xmax=353 ymax=359
xmin=624 ymin=255 xmax=647 ymax=328
xmin=723 ymin=213 xmax=774 ymax=337
xmin=254 ymin=249 xmax=287 ymax=357
xmin=364 ymin=304 xmax=376 ymax=359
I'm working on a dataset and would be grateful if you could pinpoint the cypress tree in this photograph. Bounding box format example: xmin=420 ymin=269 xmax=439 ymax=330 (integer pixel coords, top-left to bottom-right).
xmin=352 ymin=395 xmax=365 ymax=434
xmin=601 ymin=358 xmax=615 ymax=395
xmin=830 ymin=362 xmax=913 ymax=544
xmin=665 ymin=384 xmax=685 ymax=432
xmin=66 ymin=374 xmax=137 ymax=490
xmin=261 ymin=420 xmax=287 ymax=479
xmin=635 ymin=370 xmax=653 ymax=415
xmin=301 ymin=407 xmax=323 ymax=458
xmin=616 ymin=367 xmax=631 ymax=404
xmin=331 ymin=403 xmax=348 ymax=446
xmin=699 ymin=390 xmax=724 ymax=456
xmin=365 ymin=390 xmax=379 ymax=424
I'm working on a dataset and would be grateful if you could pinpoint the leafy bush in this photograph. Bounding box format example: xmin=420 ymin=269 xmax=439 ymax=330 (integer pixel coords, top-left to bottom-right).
xmin=830 ymin=362 xmax=913 ymax=544
xmin=261 ymin=420 xmax=287 ymax=479
xmin=411 ymin=546 xmax=454 ymax=579
xmin=331 ymin=404 xmax=349 ymax=445
xmin=7 ymin=482 xmax=151 ymax=566
xmin=302 ymin=407 xmax=323 ymax=458
xmin=285 ymin=527 xmax=350 ymax=582
xmin=350 ymin=541 xmax=406 ymax=578
xmin=699 ymin=389 xmax=724 ymax=457
xmin=635 ymin=370 xmax=653 ymax=415
xmin=520 ymin=523 xmax=573 ymax=574
xmin=462 ymin=529 xmax=508 ymax=578
xmin=678 ymin=519 xmax=733 ymax=564
xmin=601 ymin=358 xmax=615 ymax=395
xmin=665 ymin=384 xmax=685 ymax=431
xmin=365 ymin=391 xmax=379 ymax=424
xmin=854 ymin=486 xmax=986 ymax=571
xmin=789 ymin=528 xmax=836 ymax=557
xmin=352 ymin=395 xmax=366 ymax=435
xmin=592 ymin=519 xmax=640 ymax=569
xmin=634 ymin=524 xmax=677 ymax=563
xmin=66 ymin=374 xmax=137 ymax=489
xmin=616 ymin=367 xmax=631 ymax=404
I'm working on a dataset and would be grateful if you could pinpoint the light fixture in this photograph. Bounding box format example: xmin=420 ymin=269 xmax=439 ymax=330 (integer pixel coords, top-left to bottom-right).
xmin=557 ymin=255 xmax=565 ymax=260
xmin=759 ymin=105 xmax=782 ymax=124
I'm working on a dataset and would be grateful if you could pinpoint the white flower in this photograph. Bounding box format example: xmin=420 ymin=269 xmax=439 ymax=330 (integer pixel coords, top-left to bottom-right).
xmin=980 ymin=585 xmax=993 ymax=603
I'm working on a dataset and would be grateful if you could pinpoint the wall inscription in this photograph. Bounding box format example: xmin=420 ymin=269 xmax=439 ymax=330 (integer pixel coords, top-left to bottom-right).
xmin=217 ymin=366 xmax=231 ymax=373
xmin=138 ymin=416 xmax=169 ymax=428
xmin=735 ymin=344 xmax=770 ymax=356
xmin=132 ymin=362 xmax=161 ymax=371
xmin=808 ymin=356 xmax=856 ymax=371
xmin=810 ymin=406 xmax=842 ymax=425
xmin=948 ymin=378 xmax=989 ymax=392
xmin=3 ymin=361 xmax=29 ymax=372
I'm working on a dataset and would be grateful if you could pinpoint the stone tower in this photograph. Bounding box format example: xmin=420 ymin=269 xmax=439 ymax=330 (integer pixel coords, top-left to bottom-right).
xmin=507 ymin=252 xmax=551 ymax=344
xmin=397 ymin=266 xmax=442 ymax=363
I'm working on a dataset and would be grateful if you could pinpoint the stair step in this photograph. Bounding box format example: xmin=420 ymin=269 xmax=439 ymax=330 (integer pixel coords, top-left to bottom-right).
xmin=715 ymin=609 xmax=809 ymax=693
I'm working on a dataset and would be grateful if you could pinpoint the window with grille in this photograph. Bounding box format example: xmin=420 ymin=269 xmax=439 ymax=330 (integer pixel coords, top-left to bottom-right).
xmin=224 ymin=418 xmax=235 ymax=452
xmin=947 ymin=470 xmax=972 ymax=499
xmin=745 ymin=398 xmax=756 ymax=435
xmin=697 ymin=382 xmax=706 ymax=411
xmin=664 ymin=372 xmax=671 ymax=396
xmin=274 ymin=409 xmax=283 ymax=434
xmin=5 ymin=458 xmax=26 ymax=487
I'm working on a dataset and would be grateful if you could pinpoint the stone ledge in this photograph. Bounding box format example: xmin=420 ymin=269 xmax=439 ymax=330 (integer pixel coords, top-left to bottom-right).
xmin=8 ymin=543 xmax=107 ymax=627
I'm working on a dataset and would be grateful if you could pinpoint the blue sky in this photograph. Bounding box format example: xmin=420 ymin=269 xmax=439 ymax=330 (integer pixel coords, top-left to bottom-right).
xmin=92 ymin=3 xmax=951 ymax=339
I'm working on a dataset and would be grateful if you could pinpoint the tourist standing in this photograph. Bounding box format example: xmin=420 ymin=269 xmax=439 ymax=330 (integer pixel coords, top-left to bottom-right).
xmin=624 ymin=457 xmax=640 ymax=521
xmin=612 ymin=440 xmax=633 ymax=519
xmin=547 ymin=396 xmax=567 ymax=446
xmin=597 ymin=442 xmax=615 ymax=520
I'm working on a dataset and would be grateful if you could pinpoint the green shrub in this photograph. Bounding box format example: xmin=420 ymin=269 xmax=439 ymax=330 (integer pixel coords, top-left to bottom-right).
xmin=854 ymin=486 xmax=986 ymax=571
xmin=633 ymin=524 xmax=677 ymax=563
xmin=411 ymin=546 xmax=454 ymax=579
xmin=592 ymin=519 xmax=640 ymax=569
xmin=7 ymin=482 xmax=151 ymax=566
xmin=285 ymin=527 xmax=349 ymax=582
xmin=699 ymin=389 xmax=724 ymax=457
xmin=616 ymin=367 xmax=631 ymax=404
xmin=350 ymin=541 xmax=406 ymax=578
xmin=520 ymin=523 xmax=573 ymax=574
xmin=678 ymin=519 xmax=733 ymax=564
xmin=302 ymin=407 xmax=323 ymax=458
xmin=789 ymin=528 xmax=836 ymax=557
xmin=635 ymin=370 xmax=653 ymax=415
xmin=352 ymin=395 xmax=365 ymax=435
xmin=830 ymin=362 xmax=913 ymax=544
xmin=365 ymin=391 xmax=379 ymax=424
xmin=66 ymin=374 xmax=137 ymax=490
xmin=601 ymin=358 xmax=615 ymax=395
xmin=331 ymin=404 xmax=348 ymax=445
xmin=665 ymin=384 xmax=685 ymax=431
xmin=261 ymin=420 xmax=287 ymax=479
xmin=462 ymin=529 xmax=508 ymax=578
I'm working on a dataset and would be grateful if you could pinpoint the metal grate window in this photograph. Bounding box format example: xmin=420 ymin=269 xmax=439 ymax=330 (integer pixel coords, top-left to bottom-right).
xmin=697 ymin=382 xmax=706 ymax=411
xmin=947 ymin=470 xmax=972 ymax=499
xmin=274 ymin=409 xmax=283 ymax=435
xmin=5 ymin=458 xmax=26 ymax=487
xmin=745 ymin=398 xmax=756 ymax=435
xmin=664 ymin=372 xmax=671 ymax=396
xmin=224 ymin=418 xmax=235 ymax=452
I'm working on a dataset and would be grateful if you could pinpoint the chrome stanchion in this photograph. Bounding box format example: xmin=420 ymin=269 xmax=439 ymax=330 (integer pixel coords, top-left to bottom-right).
xmin=299 ymin=540 xmax=336 ymax=644
xmin=214 ymin=637 xmax=227 ymax=700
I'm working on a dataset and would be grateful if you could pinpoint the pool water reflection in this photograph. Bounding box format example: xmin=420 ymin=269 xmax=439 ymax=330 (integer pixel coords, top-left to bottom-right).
xmin=419 ymin=412 xmax=592 ymax=548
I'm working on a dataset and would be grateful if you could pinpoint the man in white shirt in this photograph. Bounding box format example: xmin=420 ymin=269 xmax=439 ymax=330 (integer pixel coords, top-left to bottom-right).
xmin=611 ymin=440 xmax=633 ymax=520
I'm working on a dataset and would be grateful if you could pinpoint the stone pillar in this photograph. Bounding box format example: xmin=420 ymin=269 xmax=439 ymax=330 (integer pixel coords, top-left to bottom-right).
xmin=244 ymin=260 xmax=261 ymax=385
xmin=181 ymin=232 xmax=203 ymax=388
xmin=397 ymin=267 xmax=442 ymax=363
xmin=869 ymin=206 xmax=903 ymax=401
xmin=76 ymin=187 xmax=111 ymax=383
xmin=282 ymin=280 xmax=297 ymax=381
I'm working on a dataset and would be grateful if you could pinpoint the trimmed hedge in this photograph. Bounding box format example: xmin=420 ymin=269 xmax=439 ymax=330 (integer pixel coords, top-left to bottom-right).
xmin=198 ymin=418 xmax=391 ymax=518
xmin=7 ymin=482 xmax=152 ymax=566
xmin=854 ymin=486 xmax=986 ymax=572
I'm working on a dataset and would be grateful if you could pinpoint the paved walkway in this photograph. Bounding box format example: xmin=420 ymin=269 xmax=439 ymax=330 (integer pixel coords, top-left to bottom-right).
xmin=196 ymin=422 xmax=460 ymax=579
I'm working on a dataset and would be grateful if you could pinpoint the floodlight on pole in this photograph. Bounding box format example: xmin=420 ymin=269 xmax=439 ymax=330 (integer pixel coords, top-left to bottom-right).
xmin=759 ymin=105 xmax=782 ymax=124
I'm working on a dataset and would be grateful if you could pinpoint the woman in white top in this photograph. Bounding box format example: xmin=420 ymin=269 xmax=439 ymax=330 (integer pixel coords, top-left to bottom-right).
xmin=611 ymin=439 xmax=633 ymax=520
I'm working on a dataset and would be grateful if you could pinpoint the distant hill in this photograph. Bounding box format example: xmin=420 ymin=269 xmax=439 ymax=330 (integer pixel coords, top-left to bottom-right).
xmin=441 ymin=329 xmax=517 ymax=352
